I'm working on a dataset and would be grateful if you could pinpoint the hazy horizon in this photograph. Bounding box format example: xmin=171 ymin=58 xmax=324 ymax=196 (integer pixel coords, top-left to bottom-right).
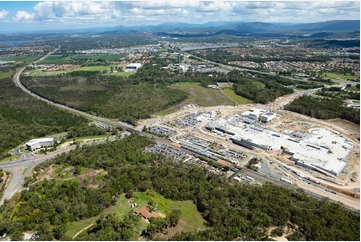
xmin=0 ymin=1 xmax=359 ymax=32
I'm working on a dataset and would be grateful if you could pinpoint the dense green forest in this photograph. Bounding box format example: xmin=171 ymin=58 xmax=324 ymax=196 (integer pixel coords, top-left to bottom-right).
xmin=316 ymin=87 xmax=360 ymax=100
xmin=233 ymin=79 xmax=293 ymax=104
xmin=0 ymin=135 xmax=358 ymax=241
xmin=285 ymin=95 xmax=360 ymax=124
xmin=22 ymin=66 xmax=294 ymax=121
xmin=22 ymin=75 xmax=188 ymax=125
xmin=0 ymin=71 xmax=93 ymax=159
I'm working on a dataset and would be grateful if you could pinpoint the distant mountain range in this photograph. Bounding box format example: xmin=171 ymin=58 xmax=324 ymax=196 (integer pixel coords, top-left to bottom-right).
xmin=5 ymin=20 xmax=359 ymax=37
xmin=95 ymin=20 xmax=359 ymax=37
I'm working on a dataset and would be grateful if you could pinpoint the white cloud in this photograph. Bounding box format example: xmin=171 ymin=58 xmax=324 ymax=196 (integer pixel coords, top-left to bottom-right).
xmin=0 ymin=9 xmax=9 ymax=20
xmin=8 ymin=1 xmax=361 ymax=26
xmin=198 ymin=2 xmax=238 ymax=12
xmin=126 ymin=0 xmax=200 ymax=9
xmin=14 ymin=11 xmax=35 ymax=22
xmin=32 ymin=1 xmax=116 ymax=20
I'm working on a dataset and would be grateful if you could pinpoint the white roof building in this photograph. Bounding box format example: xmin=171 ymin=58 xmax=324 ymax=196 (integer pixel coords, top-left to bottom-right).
xmin=125 ymin=63 xmax=142 ymax=72
xmin=26 ymin=138 xmax=54 ymax=151
xmin=262 ymin=112 xmax=277 ymax=123
xmin=242 ymin=109 xmax=267 ymax=120
xmin=213 ymin=116 xmax=352 ymax=177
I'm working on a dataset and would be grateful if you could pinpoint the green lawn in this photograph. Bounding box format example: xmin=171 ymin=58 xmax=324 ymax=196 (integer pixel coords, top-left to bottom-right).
xmin=169 ymin=82 xmax=234 ymax=107
xmin=345 ymin=85 xmax=360 ymax=92
xmin=109 ymin=71 xmax=134 ymax=77
xmin=71 ymin=54 xmax=127 ymax=62
xmin=27 ymin=70 xmax=70 ymax=76
xmin=222 ymin=88 xmax=253 ymax=105
xmin=154 ymin=82 xmax=238 ymax=116
xmin=75 ymin=66 xmax=110 ymax=72
xmin=39 ymin=54 xmax=127 ymax=65
xmin=38 ymin=56 xmax=73 ymax=65
xmin=68 ymin=135 xmax=109 ymax=142
xmin=321 ymin=72 xmax=356 ymax=81
xmin=0 ymin=154 xmax=20 ymax=162
xmin=27 ymin=65 xmax=131 ymax=77
xmin=28 ymin=65 xmax=111 ymax=76
xmin=0 ymin=71 xmax=14 ymax=79
xmin=133 ymin=191 xmax=206 ymax=231
xmin=65 ymin=217 xmax=97 ymax=239
xmin=1 ymin=56 xmax=40 ymax=63
xmin=21 ymin=168 xmax=27 ymax=175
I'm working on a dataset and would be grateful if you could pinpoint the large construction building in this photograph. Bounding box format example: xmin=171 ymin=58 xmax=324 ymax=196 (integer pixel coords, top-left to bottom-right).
xmin=26 ymin=138 xmax=54 ymax=151
xmin=242 ymin=109 xmax=276 ymax=123
xmin=207 ymin=114 xmax=352 ymax=177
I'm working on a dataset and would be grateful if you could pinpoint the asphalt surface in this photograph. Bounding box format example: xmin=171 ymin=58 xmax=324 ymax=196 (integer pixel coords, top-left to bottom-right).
xmin=0 ymin=146 xmax=76 ymax=205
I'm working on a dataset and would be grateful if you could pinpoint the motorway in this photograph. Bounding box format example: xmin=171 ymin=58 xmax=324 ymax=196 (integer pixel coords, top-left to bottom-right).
xmin=1 ymin=48 xmax=359 ymax=212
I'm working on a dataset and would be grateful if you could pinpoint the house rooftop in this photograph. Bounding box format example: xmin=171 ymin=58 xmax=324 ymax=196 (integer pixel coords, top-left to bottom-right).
xmin=135 ymin=207 xmax=159 ymax=219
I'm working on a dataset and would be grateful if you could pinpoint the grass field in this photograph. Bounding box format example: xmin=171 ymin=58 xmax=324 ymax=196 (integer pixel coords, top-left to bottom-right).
xmin=65 ymin=217 xmax=97 ymax=239
xmin=169 ymin=82 xmax=234 ymax=107
xmin=65 ymin=191 xmax=205 ymax=239
xmin=27 ymin=70 xmax=69 ymax=76
xmin=345 ymin=85 xmax=360 ymax=91
xmin=27 ymin=65 xmax=132 ymax=77
xmin=0 ymin=71 xmax=14 ymax=79
xmin=321 ymin=72 xmax=356 ymax=81
xmin=0 ymin=154 xmax=20 ymax=162
xmin=109 ymin=71 xmax=134 ymax=77
xmin=222 ymin=88 xmax=253 ymax=105
xmin=28 ymin=65 xmax=111 ymax=76
xmin=1 ymin=56 xmax=40 ymax=63
xmin=70 ymin=135 xmax=109 ymax=142
xmin=39 ymin=54 xmax=127 ymax=65
xmin=154 ymin=82 xmax=251 ymax=116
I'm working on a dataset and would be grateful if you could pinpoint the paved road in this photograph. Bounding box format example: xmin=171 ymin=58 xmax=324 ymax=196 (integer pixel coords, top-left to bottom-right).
xmin=0 ymin=146 xmax=76 ymax=205
xmin=0 ymin=136 xmax=121 ymax=205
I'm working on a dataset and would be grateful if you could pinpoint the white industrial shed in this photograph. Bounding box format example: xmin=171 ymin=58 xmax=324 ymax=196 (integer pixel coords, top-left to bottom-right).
xmin=125 ymin=63 xmax=142 ymax=72
xmin=26 ymin=138 xmax=54 ymax=151
xmin=211 ymin=115 xmax=353 ymax=177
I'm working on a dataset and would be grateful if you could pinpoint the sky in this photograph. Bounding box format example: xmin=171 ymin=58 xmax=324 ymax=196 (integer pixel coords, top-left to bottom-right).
xmin=0 ymin=0 xmax=359 ymax=32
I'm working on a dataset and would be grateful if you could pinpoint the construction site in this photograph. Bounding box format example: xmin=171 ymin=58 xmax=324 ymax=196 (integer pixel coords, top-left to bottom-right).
xmin=139 ymin=102 xmax=360 ymax=211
